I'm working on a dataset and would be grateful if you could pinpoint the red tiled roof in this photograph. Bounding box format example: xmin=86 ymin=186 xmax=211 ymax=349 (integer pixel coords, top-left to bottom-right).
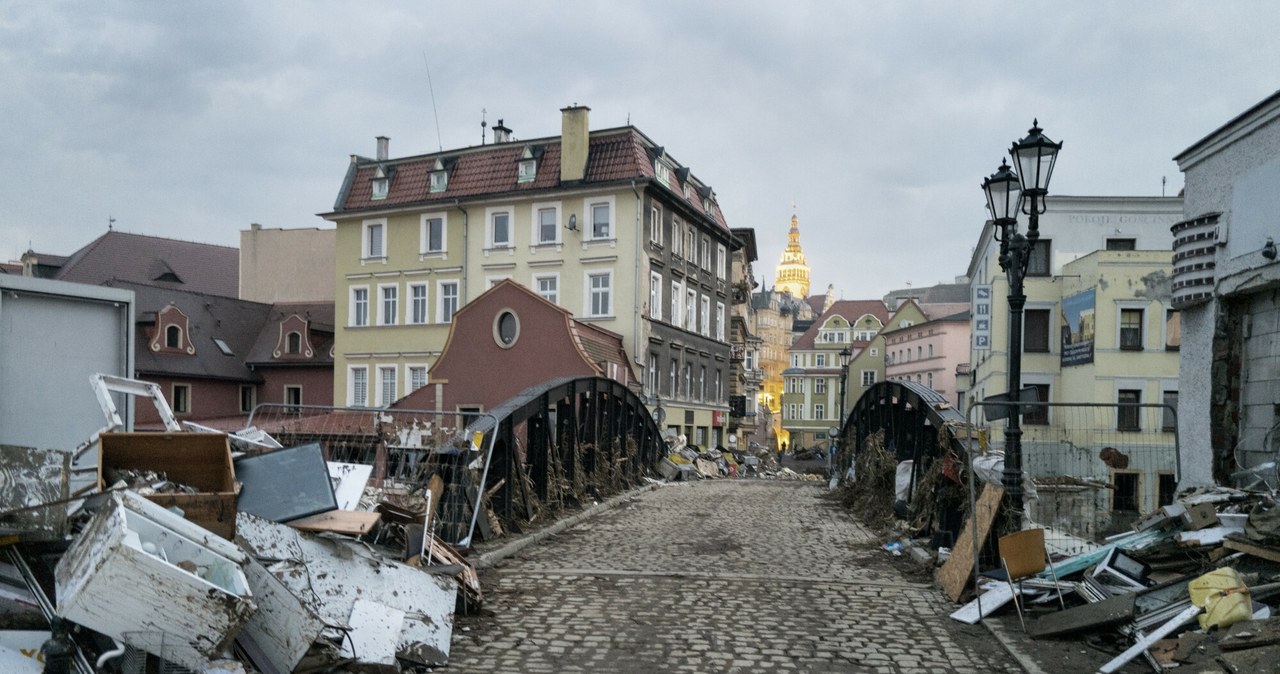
xmin=337 ymin=128 xmax=730 ymax=233
xmin=55 ymin=231 xmax=239 ymax=298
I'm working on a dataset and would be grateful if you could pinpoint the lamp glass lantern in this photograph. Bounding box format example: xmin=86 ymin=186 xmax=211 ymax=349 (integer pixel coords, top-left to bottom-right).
xmin=839 ymin=346 xmax=853 ymax=368
xmin=982 ymin=159 xmax=1022 ymax=223
xmin=1010 ymin=119 xmax=1062 ymax=197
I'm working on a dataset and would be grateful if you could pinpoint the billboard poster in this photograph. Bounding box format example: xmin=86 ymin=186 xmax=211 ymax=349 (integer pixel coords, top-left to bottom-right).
xmin=1060 ymin=288 xmax=1096 ymax=366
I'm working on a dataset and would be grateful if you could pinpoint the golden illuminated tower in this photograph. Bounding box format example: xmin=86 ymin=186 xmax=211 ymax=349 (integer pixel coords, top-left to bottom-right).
xmin=775 ymin=212 xmax=810 ymax=298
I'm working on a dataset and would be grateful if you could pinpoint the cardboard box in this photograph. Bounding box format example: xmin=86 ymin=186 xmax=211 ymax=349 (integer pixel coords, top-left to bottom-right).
xmin=98 ymin=433 xmax=238 ymax=539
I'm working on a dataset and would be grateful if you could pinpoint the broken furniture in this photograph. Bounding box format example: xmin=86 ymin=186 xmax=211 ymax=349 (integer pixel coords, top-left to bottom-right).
xmin=98 ymin=432 xmax=239 ymax=540
xmin=998 ymin=527 xmax=1066 ymax=632
xmin=55 ymin=490 xmax=255 ymax=671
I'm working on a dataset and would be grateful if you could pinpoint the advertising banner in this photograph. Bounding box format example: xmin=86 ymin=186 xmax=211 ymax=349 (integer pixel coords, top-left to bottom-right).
xmin=1061 ymin=288 xmax=1096 ymax=366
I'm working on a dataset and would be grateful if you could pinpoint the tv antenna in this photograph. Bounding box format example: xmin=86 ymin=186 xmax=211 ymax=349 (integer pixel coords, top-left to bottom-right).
xmin=481 ymin=108 xmax=487 ymax=145
xmin=421 ymin=51 xmax=443 ymax=152
xmin=108 ymin=216 xmax=116 ymax=230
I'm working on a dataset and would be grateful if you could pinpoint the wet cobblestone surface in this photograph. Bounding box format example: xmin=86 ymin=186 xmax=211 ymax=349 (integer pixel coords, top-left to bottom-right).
xmin=446 ymin=481 xmax=1023 ymax=673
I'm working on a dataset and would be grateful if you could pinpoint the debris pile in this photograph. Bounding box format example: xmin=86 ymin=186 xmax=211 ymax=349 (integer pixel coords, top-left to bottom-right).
xmin=941 ymin=483 xmax=1280 ymax=672
xmin=657 ymin=435 xmax=821 ymax=481
xmin=0 ymin=376 xmax=479 ymax=673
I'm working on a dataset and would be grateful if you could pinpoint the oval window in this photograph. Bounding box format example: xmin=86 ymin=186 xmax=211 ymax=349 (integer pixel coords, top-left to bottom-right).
xmin=494 ymin=310 xmax=520 ymax=348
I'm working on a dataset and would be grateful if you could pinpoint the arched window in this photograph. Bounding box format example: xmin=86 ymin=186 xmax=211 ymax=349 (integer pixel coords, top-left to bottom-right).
xmin=286 ymin=331 xmax=302 ymax=354
xmin=166 ymin=325 xmax=182 ymax=349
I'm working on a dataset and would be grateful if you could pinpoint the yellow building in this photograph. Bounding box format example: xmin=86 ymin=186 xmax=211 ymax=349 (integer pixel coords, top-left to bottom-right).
xmin=774 ymin=212 xmax=810 ymax=298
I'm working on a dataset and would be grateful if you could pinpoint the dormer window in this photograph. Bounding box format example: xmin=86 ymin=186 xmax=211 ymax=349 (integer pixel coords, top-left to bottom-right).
xmin=286 ymin=331 xmax=302 ymax=354
xmin=153 ymin=305 xmax=195 ymax=355
xmin=212 ymin=337 xmax=235 ymax=356
xmin=516 ymin=145 xmax=540 ymax=184
xmin=166 ymin=325 xmax=182 ymax=349
xmin=371 ymin=166 xmax=390 ymax=200
xmin=655 ymin=160 xmax=670 ymax=185
xmin=429 ymin=158 xmax=449 ymax=193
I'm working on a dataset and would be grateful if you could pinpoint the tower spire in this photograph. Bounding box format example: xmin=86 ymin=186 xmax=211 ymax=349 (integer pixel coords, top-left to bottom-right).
xmin=774 ymin=209 xmax=810 ymax=298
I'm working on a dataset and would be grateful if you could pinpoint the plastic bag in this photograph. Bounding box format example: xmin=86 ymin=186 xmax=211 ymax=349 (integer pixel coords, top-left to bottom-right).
xmin=1188 ymin=567 xmax=1251 ymax=630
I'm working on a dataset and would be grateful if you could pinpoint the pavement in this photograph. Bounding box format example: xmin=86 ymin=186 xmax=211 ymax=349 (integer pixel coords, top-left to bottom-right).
xmin=449 ymin=480 xmax=1029 ymax=673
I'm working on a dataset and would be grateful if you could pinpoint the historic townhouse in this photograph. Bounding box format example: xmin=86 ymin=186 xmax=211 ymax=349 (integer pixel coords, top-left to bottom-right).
xmin=323 ymin=106 xmax=737 ymax=445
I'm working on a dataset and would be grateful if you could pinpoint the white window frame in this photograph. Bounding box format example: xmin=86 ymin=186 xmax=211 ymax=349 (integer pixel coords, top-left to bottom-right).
xmin=407 ymin=364 xmax=429 ymax=393
xmin=284 ymin=385 xmax=302 ymax=407
xmin=701 ymin=235 xmax=711 ymax=269
xmin=362 ymin=218 xmax=387 ymax=261
xmin=716 ymin=302 xmax=726 ymax=341
xmin=378 ymin=283 xmax=398 ymax=326
xmin=350 ymin=286 xmax=370 ymax=327
xmin=585 ymin=270 xmax=613 ymax=318
xmin=716 ymin=243 xmax=727 ymax=279
xmin=699 ymin=295 xmax=710 ymax=337
xmin=815 ymin=378 xmax=827 ymax=394
xmin=584 ymin=196 xmax=616 ymax=241
xmin=671 ymin=281 xmax=683 ymax=328
xmin=686 ymin=228 xmax=696 ymax=263
xmin=671 ymin=218 xmax=683 ymax=257
xmin=172 ymin=383 xmax=191 ymax=415
xmin=685 ymin=288 xmax=696 ymax=330
xmin=420 ymin=212 xmax=447 ymax=256
xmin=429 ymin=170 xmax=447 ymax=193
xmin=861 ymin=370 xmax=877 ymax=386
xmin=650 ymin=205 xmax=663 ymax=245
xmin=377 ymin=365 xmax=398 ymax=407
xmin=1117 ymin=301 xmax=1148 ymax=351
xmin=532 ymin=201 xmax=561 ymax=245
xmin=533 ymin=272 xmax=560 ymax=305
xmin=517 ymin=158 xmax=537 ymax=183
xmin=486 ymin=207 xmax=514 ymax=249
xmin=649 ymin=272 xmax=663 ymax=319
xmin=814 ymin=403 xmax=826 ymax=420
xmin=437 ymin=280 xmax=459 ymax=323
xmin=408 ymin=282 xmax=428 ymax=324
xmin=349 ymin=366 xmax=369 ymax=407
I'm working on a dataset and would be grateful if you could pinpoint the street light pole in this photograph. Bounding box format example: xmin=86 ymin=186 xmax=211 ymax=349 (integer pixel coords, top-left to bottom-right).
xmin=837 ymin=346 xmax=853 ymax=432
xmin=981 ymin=120 xmax=1061 ymax=524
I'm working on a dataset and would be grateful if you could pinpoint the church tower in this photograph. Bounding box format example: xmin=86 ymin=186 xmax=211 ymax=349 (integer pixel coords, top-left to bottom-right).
xmin=774 ymin=212 xmax=811 ymax=298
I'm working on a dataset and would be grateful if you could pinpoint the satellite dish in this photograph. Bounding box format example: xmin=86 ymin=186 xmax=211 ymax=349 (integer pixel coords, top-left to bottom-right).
xmin=566 ymin=214 xmax=578 ymax=231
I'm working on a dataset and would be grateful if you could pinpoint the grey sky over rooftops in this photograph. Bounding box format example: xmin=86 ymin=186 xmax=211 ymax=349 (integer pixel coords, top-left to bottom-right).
xmin=3 ymin=1 xmax=1278 ymax=298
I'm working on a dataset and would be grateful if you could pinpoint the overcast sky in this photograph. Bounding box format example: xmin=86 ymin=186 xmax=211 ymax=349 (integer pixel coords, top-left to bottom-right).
xmin=3 ymin=1 xmax=1277 ymax=299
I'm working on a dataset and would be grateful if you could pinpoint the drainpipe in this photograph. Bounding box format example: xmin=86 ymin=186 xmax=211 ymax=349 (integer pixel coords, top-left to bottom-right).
xmin=456 ymin=200 xmax=469 ymax=305
xmin=631 ymin=181 xmax=643 ymax=370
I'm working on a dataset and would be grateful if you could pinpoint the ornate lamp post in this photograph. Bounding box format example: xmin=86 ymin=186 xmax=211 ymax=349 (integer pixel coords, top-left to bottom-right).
xmin=980 ymin=120 xmax=1062 ymax=520
xmin=837 ymin=346 xmax=853 ymax=430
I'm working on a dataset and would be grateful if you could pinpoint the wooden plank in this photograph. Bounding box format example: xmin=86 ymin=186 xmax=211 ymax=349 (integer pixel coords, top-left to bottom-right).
xmin=1223 ymin=536 xmax=1280 ymax=563
xmin=949 ymin=581 xmax=1014 ymax=624
xmin=425 ymin=474 xmax=444 ymax=532
xmin=1176 ymin=524 xmax=1243 ymax=547
xmin=287 ymin=509 xmax=380 ymax=536
xmin=937 ymin=482 xmax=1004 ymax=602
xmin=1028 ymin=591 xmax=1136 ymax=638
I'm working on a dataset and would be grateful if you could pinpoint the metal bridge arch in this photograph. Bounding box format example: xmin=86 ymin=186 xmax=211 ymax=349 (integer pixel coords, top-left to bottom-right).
xmin=840 ymin=381 xmax=965 ymax=506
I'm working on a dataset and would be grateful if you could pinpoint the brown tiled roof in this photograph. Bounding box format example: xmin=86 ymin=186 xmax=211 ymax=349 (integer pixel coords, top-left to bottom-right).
xmin=791 ymin=299 xmax=890 ymax=350
xmin=0 ymin=261 xmax=21 ymax=274
xmin=336 ymin=128 xmax=730 ymax=233
xmin=55 ymin=231 xmax=239 ymax=298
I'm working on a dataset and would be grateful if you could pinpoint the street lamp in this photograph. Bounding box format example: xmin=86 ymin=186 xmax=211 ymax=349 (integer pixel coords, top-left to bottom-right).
xmin=837 ymin=346 xmax=853 ymax=431
xmin=981 ymin=119 xmax=1062 ymax=522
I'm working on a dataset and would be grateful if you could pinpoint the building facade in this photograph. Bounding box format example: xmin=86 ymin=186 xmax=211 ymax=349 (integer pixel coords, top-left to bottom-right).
xmin=727 ymin=228 xmax=764 ymax=450
xmin=774 ymin=212 xmax=811 ymax=298
xmin=1173 ymin=90 xmax=1280 ymax=489
xmin=882 ymin=300 xmax=970 ymax=407
xmin=323 ymin=106 xmax=736 ymax=446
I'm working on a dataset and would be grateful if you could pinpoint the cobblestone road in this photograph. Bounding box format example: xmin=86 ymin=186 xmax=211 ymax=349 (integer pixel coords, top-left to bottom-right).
xmin=446 ymin=480 xmax=1024 ymax=673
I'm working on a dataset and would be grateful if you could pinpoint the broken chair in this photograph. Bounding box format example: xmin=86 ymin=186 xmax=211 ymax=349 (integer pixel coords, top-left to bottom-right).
xmin=998 ymin=527 xmax=1066 ymax=632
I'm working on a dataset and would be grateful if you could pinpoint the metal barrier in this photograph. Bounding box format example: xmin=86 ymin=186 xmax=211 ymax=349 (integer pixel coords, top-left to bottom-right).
xmin=966 ymin=400 xmax=1179 ymax=554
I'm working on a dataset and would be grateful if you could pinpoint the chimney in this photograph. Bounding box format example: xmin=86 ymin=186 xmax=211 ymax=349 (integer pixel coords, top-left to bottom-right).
xmin=560 ymin=105 xmax=590 ymax=183
xmin=376 ymin=136 xmax=389 ymax=161
xmin=492 ymin=119 xmax=512 ymax=144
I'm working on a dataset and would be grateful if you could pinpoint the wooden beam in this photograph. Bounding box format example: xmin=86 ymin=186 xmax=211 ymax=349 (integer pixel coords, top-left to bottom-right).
xmin=937 ymin=482 xmax=1004 ymax=602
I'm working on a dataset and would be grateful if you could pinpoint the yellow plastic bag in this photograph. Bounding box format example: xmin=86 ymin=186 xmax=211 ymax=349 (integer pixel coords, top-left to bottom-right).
xmin=1188 ymin=567 xmax=1251 ymax=630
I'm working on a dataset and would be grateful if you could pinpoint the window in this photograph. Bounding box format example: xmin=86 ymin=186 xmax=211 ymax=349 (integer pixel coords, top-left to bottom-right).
xmin=1158 ymin=473 xmax=1177 ymax=507
xmin=699 ymin=296 xmax=710 ymax=336
xmin=671 ymin=282 xmax=683 ymax=328
xmin=716 ymin=244 xmax=727 ymax=280
xmin=517 ymin=159 xmax=537 ymax=183
xmin=286 ymin=332 xmax=302 ymax=354
xmin=351 ymin=287 xmax=369 ymax=327
xmin=363 ymin=220 xmax=385 ymax=260
xmin=429 ymin=170 xmax=447 ymax=193
xmin=1023 ymin=384 xmax=1050 ymax=425
xmin=494 ymin=310 xmax=520 ymax=347
xmin=927 ymin=344 xmax=934 ymax=358
xmin=672 ymin=219 xmax=683 ymax=257
xmin=350 ymin=367 xmax=368 ymax=407
xmin=409 ymin=284 xmax=428 ymax=324
xmin=698 ymin=366 xmax=706 ymax=401
xmin=537 ymin=206 xmax=558 ymax=244
xmin=284 ymin=385 xmax=302 ymax=407
xmin=815 ymin=378 xmax=827 ymax=394
xmin=669 ymin=360 xmax=677 ymax=397
xmin=1162 ymin=390 xmax=1178 ymax=432
xmin=647 ymin=354 xmax=659 ymax=395
xmin=788 ymin=378 xmax=802 ymax=394
xmin=650 ymin=206 xmax=663 ymax=245
xmin=649 ymin=273 xmax=663 ymax=319
xmin=378 ymin=366 xmax=397 ymax=407
xmin=1106 ymin=238 xmax=1136 ymax=251
xmin=927 ymin=372 xmax=933 ymax=388
xmin=686 ymin=228 xmax=696 ymax=263
xmin=172 ymin=384 xmax=190 ymax=414
xmin=437 ymin=281 xmax=459 ymax=323
xmin=379 ymin=285 xmax=398 ymax=325
xmin=534 ymin=274 xmax=559 ymax=304
xmin=1027 ymin=239 xmax=1050 ymax=276
xmin=716 ymin=302 xmax=725 ymax=341
xmin=814 ymin=403 xmax=826 ymax=420
xmin=421 ymin=214 xmax=445 ymax=254
xmin=409 ymin=366 xmax=428 ymax=392
xmin=488 ymin=209 xmax=512 ymax=248
xmin=371 ymin=174 xmax=389 ymax=200
xmin=1025 ymin=309 xmax=1051 ymax=352
xmin=1120 ymin=308 xmax=1144 ymax=350
xmin=589 ymin=200 xmax=612 ymax=239
xmin=1113 ymin=472 xmax=1140 ymax=513
xmin=1165 ymin=309 xmax=1181 ymax=351
xmin=239 ymin=385 xmax=256 ymax=414
xmin=587 ymin=271 xmax=612 ymax=317
xmin=1118 ymin=389 xmax=1141 ymax=431
xmin=861 ymin=370 xmax=876 ymax=387
xmin=685 ymin=289 xmax=696 ymax=330
xmin=165 ymin=325 xmax=181 ymax=349
xmin=683 ymin=364 xmax=692 ymax=398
